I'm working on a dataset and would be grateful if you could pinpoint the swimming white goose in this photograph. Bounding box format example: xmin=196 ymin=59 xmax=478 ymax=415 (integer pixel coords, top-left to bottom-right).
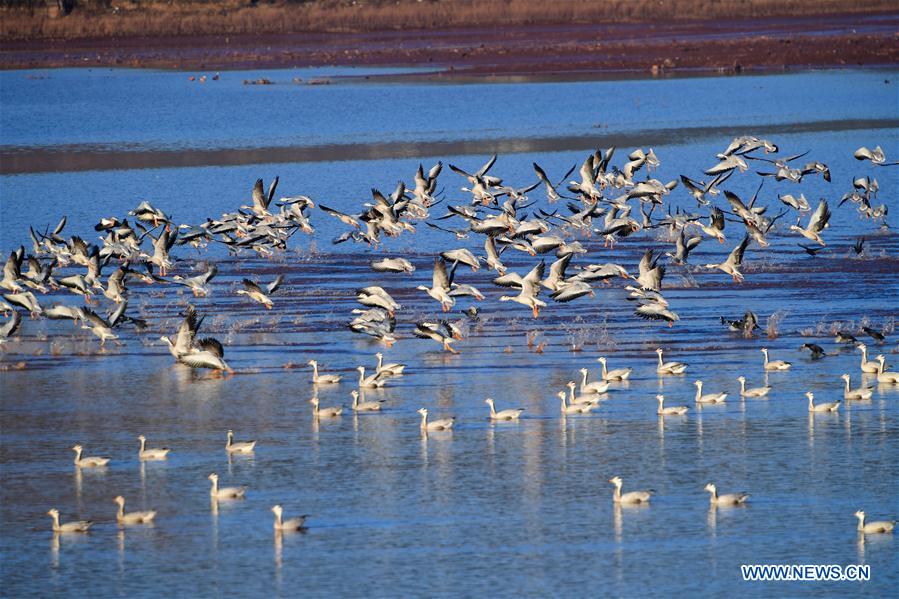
xmin=857 ymin=344 xmax=880 ymax=374
xmin=357 ymin=366 xmax=388 ymax=389
xmin=308 ymin=359 xmax=341 ymax=384
xmin=609 ymin=476 xmax=652 ymax=504
xmin=72 ymin=445 xmax=109 ymax=468
xmin=208 ymin=473 xmax=246 ymax=500
xmin=579 ymin=368 xmax=610 ymax=394
xmin=807 ymin=392 xmax=840 ymax=413
xmin=485 ymin=398 xmax=523 ymax=421
xmin=656 ymin=348 xmax=688 ymax=375
xmin=694 ymin=380 xmax=727 ymax=404
xmin=656 ymin=394 xmax=688 ymax=415
xmin=566 ymin=381 xmax=600 ymax=406
xmin=558 ymin=390 xmax=594 ymax=414
xmin=418 ymin=408 xmax=454 ymax=431
xmin=875 ymin=355 xmax=899 ymax=383
xmin=737 ymin=376 xmax=770 ymax=397
xmin=311 ymin=396 xmax=343 ymax=418
xmin=226 ymin=430 xmax=256 ymax=454
xmin=272 ymin=505 xmax=308 ymax=531
xmin=114 ymin=496 xmax=157 ymax=525
xmin=704 ymin=483 xmax=749 ymax=506
xmin=597 ymin=356 xmax=632 ymax=381
xmin=840 ymin=374 xmax=873 ymax=400
xmin=138 ymin=435 xmax=170 ymax=460
xmin=351 ymin=390 xmax=383 ymax=412
xmin=47 ymin=509 xmax=92 ymax=533
xmin=761 ymin=348 xmax=791 ymax=371
xmin=854 ymin=510 xmax=895 ymax=534
xmin=375 ymin=352 xmax=405 ymax=376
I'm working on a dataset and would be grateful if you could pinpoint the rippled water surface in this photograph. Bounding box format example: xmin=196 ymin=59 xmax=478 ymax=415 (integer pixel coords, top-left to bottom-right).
xmin=1 ymin=67 xmax=898 ymax=597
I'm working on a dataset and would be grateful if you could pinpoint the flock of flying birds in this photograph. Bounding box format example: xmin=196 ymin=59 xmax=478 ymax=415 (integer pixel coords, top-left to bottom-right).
xmin=0 ymin=139 xmax=893 ymax=361
xmin=4 ymin=137 xmax=896 ymax=538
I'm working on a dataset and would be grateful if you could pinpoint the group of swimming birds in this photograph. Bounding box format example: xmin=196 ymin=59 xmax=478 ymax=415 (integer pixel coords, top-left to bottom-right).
xmin=48 ymin=338 xmax=897 ymax=536
xmin=1 ymin=137 xmax=894 ymax=536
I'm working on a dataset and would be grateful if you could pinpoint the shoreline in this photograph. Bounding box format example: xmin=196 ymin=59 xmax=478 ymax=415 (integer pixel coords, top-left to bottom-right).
xmin=2 ymin=13 xmax=897 ymax=76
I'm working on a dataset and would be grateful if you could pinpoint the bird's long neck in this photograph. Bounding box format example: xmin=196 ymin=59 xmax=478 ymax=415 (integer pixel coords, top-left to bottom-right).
xmin=358 ymin=369 xmax=365 ymax=385
xmin=352 ymin=393 xmax=358 ymax=408
xmin=419 ymin=412 xmax=427 ymax=428
xmin=377 ymin=355 xmax=383 ymax=370
xmin=844 ymin=378 xmax=850 ymax=393
xmin=600 ymin=361 xmax=608 ymax=378
xmin=117 ymin=501 xmax=125 ymax=519
xmin=227 ymin=433 xmax=233 ymax=448
xmin=695 ymin=384 xmax=702 ymax=401
xmin=709 ymin=487 xmax=718 ymax=501
xmin=657 ymin=353 xmax=663 ymax=367
xmin=762 ymin=351 xmax=769 ymax=365
xmin=210 ymin=478 xmax=218 ymax=494
xmin=275 ymin=510 xmax=282 ymax=527
xmin=51 ymin=512 xmax=60 ymax=530
xmin=581 ymin=371 xmax=588 ymax=387
xmin=568 ymin=386 xmax=575 ymax=402
xmin=808 ymin=396 xmax=814 ymax=409
xmin=739 ymin=379 xmax=746 ymax=393
xmin=73 ymin=448 xmax=81 ymax=463
xmin=139 ymin=438 xmax=146 ymax=453
xmin=613 ymin=484 xmax=621 ymax=500
xmin=487 ymin=401 xmax=496 ymax=416
xmin=856 ymin=514 xmax=864 ymax=530
xmin=311 ymin=363 xmax=319 ymax=378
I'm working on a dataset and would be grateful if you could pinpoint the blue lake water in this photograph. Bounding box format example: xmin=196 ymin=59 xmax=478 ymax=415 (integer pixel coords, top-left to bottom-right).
xmin=0 ymin=67 xmax=898 ymax=596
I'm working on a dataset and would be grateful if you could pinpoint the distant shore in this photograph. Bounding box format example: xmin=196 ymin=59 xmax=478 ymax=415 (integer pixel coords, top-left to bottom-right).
xmin=1 ymin=3 xmax=897 ymax=76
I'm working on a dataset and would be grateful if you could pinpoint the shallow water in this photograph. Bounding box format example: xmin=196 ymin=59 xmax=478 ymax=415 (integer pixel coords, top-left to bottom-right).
xmin=1 ymin=67 xmax=898 ymax=596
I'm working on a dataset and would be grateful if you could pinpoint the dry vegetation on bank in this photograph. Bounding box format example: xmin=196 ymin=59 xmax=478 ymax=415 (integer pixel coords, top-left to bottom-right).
xmin=2 ymin=0 xmax=896 ymax=42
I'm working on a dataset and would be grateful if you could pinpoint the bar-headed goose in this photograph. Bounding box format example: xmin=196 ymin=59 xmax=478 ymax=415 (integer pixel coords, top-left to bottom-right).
xmin=840 ymin=374 xmax=873 ymax=400
xmin=656 ymin=348 xmax=688 ymax=375
xmin=47 ymin=509 xmax=92 ymax=533
xmin=308 ymin=359 xmax=341 ymax=384
xmin=272 ymin=505 xmax=308 ymax=531
xmin=114 ymin=496 xmax=157 ymax=525
xmin=807 ymin=392 xmax=840 ymax=413
xmin=857 ymin=344 xmax=880 ymax=373
xmin=72 ymin=445 xmax=109 ymax=468
xmin=208 ymin=473 xmax=246 ymax=500
xmin=737 ymin=376 xmax=770 ymax=397
xmin=226 ymin=430 xmax=256 ymax=454
xmin=761 ymin=348 xmax=791 ymax=371
xmin=138 ymin=435 xmax=170 ymax=460
xmin=694 ymin=380 xmax=727 ymax=404
xmin=579 ymin=368 xmax=610 ymax=394
xmin=418 ymin=408 xmax=454 ymax=431
xmin=704 ymin=235 xmax=749 ymax=282
xmin=704 ymin=483 xmax=749 ymax=506
xmin=351 ymin=390 xmax=383 ymax=412
xmin=656 ymin=394 xmax=688 ymax=415
xmin=609 ymin=476 xmax=652 ymax=504
xmin=597 ymin=356 xmax=632 ymax=381
xmin=357 ymin=366 xmax=388 ymax=389
xmin=485 ymin=398 xmax=523 ymax=421
xmin=417 ymin=257 xmax=455 ymax=312
xmin=875 ymin=355 xmax=899 ymax=384
xmin=854 ymin=510 xmax=895 ymax=534
xmin=566 ymin=381 xmax=600 ymax=406
xmin=375 ymin=352 xmax=405 ymax=376
xmin=557 ymin=391 xmax=593 ymax=415
xmin=310 ymin=397 xmax=343 ymax=418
